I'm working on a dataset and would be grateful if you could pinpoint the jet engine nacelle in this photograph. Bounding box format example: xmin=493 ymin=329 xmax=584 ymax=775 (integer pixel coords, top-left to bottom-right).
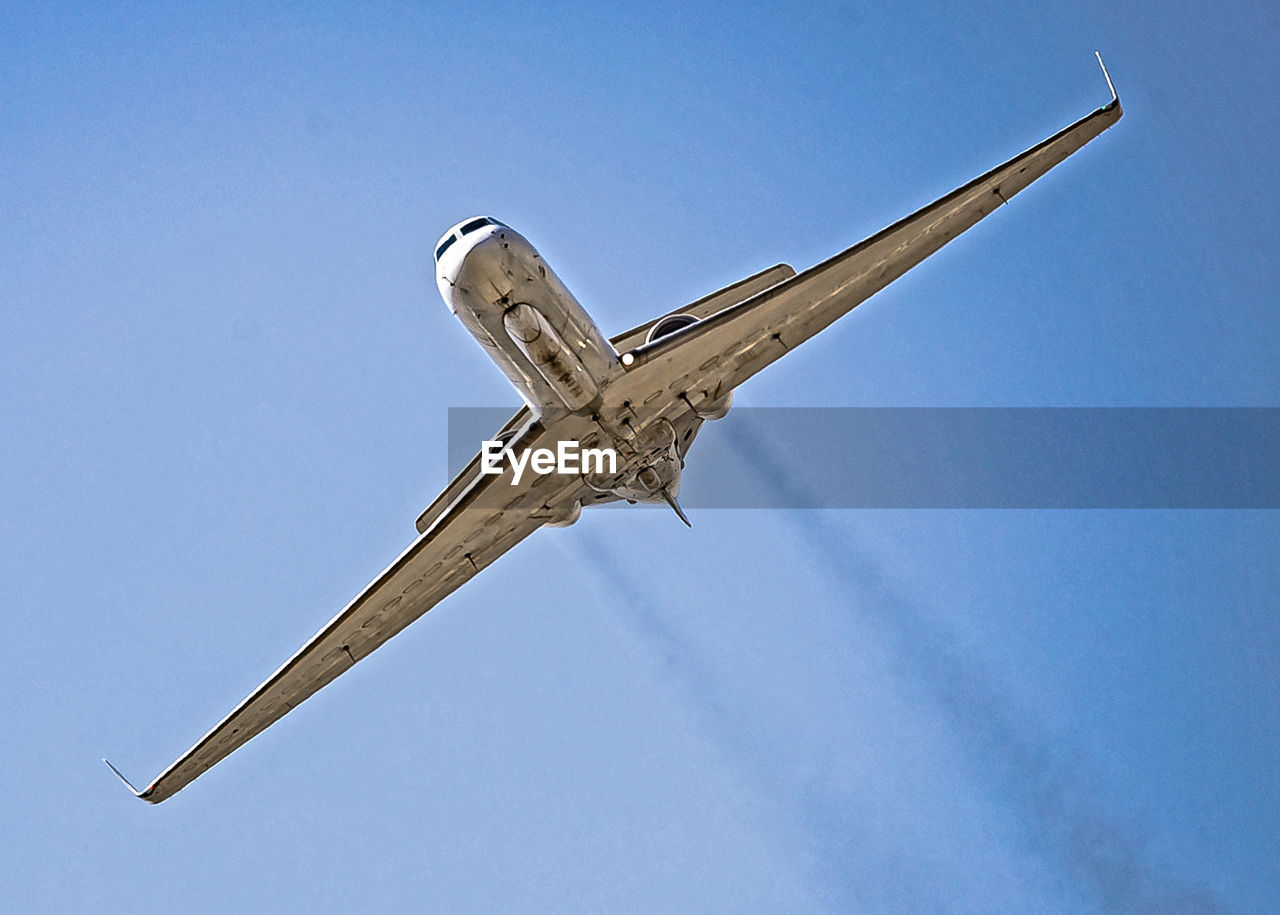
xmin=542 ymin=499 xmax=582 ymax=528
xmin=689 ymin=388 xmax=732 ymax=421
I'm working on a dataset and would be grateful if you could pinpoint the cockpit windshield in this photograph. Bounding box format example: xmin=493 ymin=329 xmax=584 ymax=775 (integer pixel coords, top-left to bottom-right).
xmin=435 ymin=217 xmax=510 ymax=261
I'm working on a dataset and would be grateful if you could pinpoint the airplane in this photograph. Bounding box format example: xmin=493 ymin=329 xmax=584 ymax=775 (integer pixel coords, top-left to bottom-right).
xmin=106 ymin=56 xmax=1122 ymax=803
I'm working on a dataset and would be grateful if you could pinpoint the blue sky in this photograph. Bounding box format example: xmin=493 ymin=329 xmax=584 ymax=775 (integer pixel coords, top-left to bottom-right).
xmin=2 ymin=1 xmax=1278 ymax=911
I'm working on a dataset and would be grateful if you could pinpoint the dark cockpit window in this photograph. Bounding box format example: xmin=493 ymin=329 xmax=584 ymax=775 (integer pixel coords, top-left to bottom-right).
xmin=460 ymin=217 xmax=491 ymax=235
xmin=435 ymin=233 xmax=456 ymax=260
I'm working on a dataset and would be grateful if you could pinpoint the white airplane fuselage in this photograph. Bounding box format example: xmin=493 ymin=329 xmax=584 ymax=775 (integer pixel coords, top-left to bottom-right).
xmin=434 ymin=217 xmax=686 ymax=507
xmin=435 ymin=218 xmax=620 ymax=417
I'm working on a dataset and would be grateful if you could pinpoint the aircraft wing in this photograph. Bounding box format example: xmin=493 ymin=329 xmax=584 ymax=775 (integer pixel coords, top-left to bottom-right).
xmin=108 ymin=418 xmax=589 ymax=803
xmin=614 ymin=60 xmax=1122 ymax=403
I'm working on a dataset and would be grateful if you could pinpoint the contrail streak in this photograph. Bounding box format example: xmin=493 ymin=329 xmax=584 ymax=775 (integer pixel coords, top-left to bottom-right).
xmin=556 ymin=526 xmax=872 ymax=911
xmin=722 ymin=418 xmax=1226 ymax=913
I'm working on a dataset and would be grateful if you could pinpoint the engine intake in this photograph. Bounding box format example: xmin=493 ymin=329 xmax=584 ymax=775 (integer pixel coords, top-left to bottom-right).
xmin=645 ymin=313 xmax=699 ymax=344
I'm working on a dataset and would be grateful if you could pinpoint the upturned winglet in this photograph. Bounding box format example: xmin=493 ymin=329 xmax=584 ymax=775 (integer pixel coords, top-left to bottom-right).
xmin=103 ymin=758 xmax=154 ymax=802
xmin=1095 ymin=51 xmax=1120 ymax=110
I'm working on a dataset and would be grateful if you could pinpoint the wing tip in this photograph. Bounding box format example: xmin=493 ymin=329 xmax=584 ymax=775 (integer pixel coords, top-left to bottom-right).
xmin=103 ymin=758 xmax=159 ymax=803
xmin=1094 ymin=50 xmax=1122 ymax=116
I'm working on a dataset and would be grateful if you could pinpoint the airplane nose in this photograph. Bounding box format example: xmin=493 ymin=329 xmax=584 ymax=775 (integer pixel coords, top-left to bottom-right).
xmin=434 ymin=227 xmax=492 ymax=309
xmin=453 ymin=231 xmax=518 ymax=304
xmin=434 ymin=220 xmax=533 ymax=311
xmin=454 ymin=228 xmax=539 ymax=294
xmin=435 ymin=250 xmax=461 ymax=313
